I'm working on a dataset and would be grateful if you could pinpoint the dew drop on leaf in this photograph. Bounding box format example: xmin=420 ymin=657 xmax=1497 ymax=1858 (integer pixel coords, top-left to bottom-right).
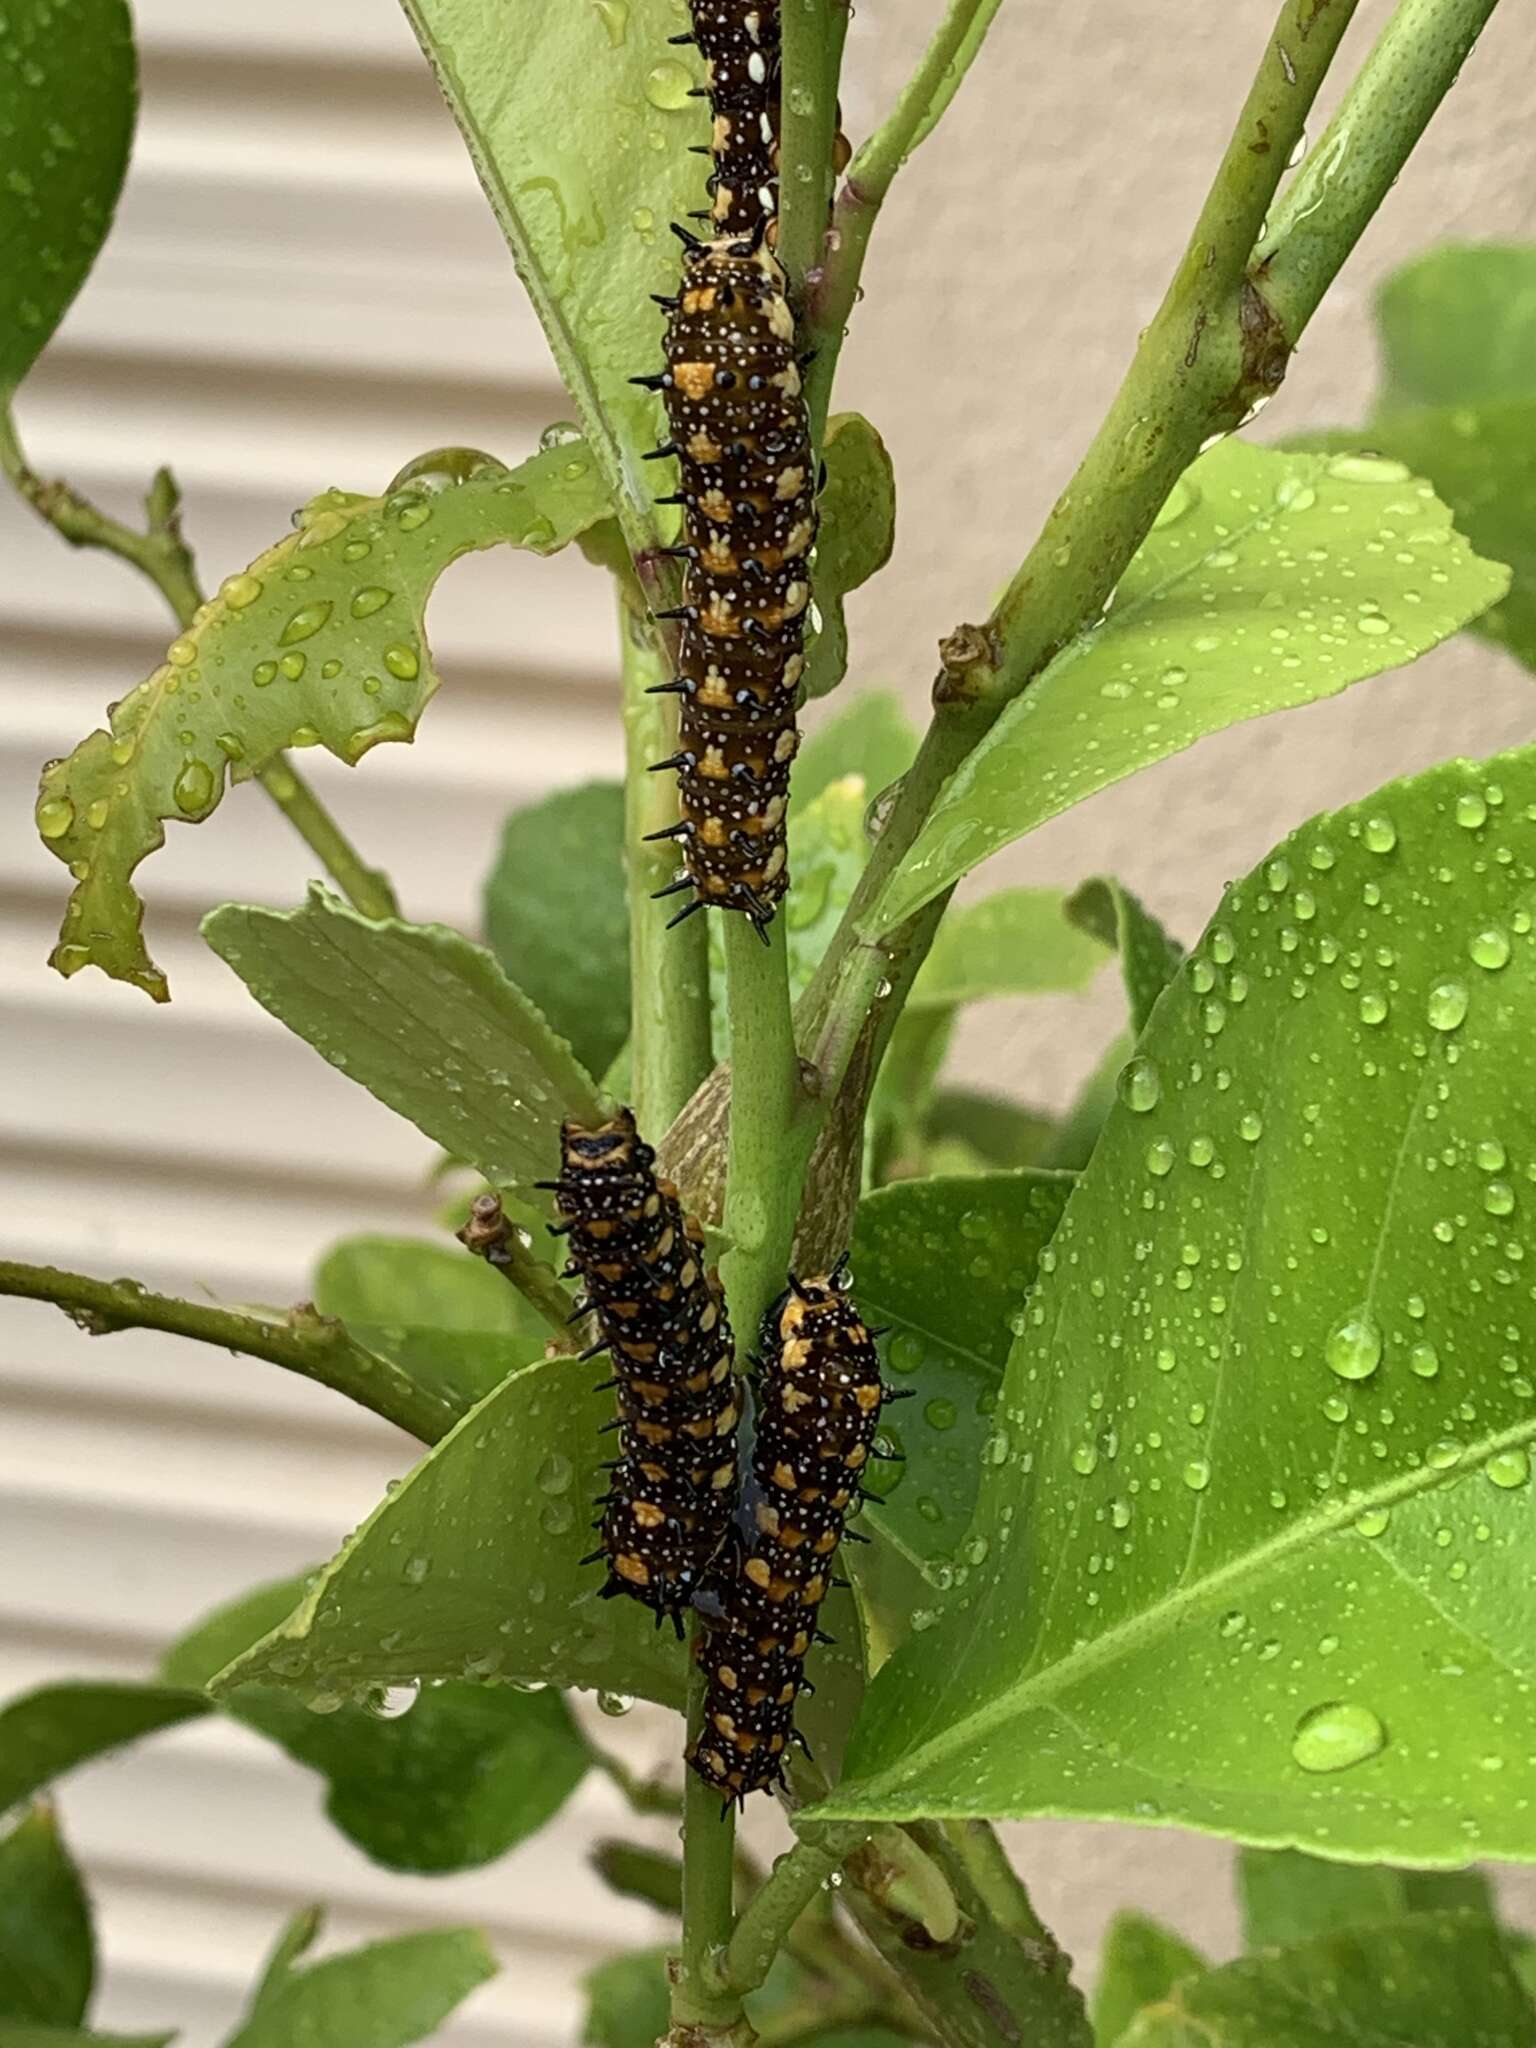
xmin=1325 ymin=1308 xmax=1382 ymax=1383
xmin=1290 ymin=1699 xmax=1386 ymax=1773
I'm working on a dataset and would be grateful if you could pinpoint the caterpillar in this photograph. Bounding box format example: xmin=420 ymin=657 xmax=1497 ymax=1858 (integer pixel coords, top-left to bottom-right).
xmin=680 ymin=2 xmax=781 ymax=241
xmin=687 ymin=1261 xmax=900 ymax=1805
xmin=547 ymin=1108 xmax=741 ymax=1635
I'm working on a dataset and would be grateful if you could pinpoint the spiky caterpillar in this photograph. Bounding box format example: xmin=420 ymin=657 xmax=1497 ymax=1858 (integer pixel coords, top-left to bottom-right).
xmin=682 ymin=2 xmax=782 ymax=240
xmin=642 ymin=232 xmax=813 ymax=933
xmin=687 ymin=1263 xmax=899 ymax=1804
xmin=547 ymin=1108 xmax=741 ymax=1634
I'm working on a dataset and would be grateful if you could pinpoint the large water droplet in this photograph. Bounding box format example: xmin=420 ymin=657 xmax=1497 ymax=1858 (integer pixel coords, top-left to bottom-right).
xmin=644 ymin=58 xmax=694 ymax=109
xmin=219 ymin=572 xmax=263 ymax=611
xmin=368 ymin=1679 xmax=421 ymax=1720
xmin=1291 ymin=1700 xmax=1386 ymax=1773
xmin=1325 ymin=1308 xmax=1382 ymax=1383
xmin=1427 ymin=981 xmax=1469 ymax=1032
xmin=280 ymin=601 xmax=333 ymax=645
xmin=351 ymin=586 xmax=392 ymax=619
xmin=173 ymin=758 xmax=215 ymax=815
xmin=1325 ymin=453 xmax=1411 ymax=486
xmin=1117 ymin=1056 xmax=1162 ymax=1114
xmin=37 ymin=795 xmax=74 ymax=840
xmin=1484 ymin=1447 xmax=1530 ymax=1491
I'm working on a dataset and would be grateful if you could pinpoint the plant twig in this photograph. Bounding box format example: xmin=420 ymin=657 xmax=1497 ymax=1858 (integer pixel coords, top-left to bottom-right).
xmin=674 ymin=1646 xmax=746 ymax=2035
xmin=1 ymin=404 xmax=401 ymax=923
xmin=1257 ymin=0 xmax=1501 ymax=336
xmin=777 ymin=0 xmax=850 ymax=292
xmin=725 ymin=1822 xmax=871 ymax=1994
xmin=937 ymin=1821 xmax=1051 ymax=1946
xmin=804 ymin=0 xmax=1006 ymax=438
xmin=0 ymin=1260 xmax=462 ymax=1445
xmin=619 ymin=598 xmax=713 ymax=1132
xmin=456 ymin=1192 xmax=576 ymax=1337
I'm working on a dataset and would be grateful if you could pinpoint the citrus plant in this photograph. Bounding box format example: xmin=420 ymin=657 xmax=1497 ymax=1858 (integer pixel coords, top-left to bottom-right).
xmin=4 ymin=1 xmax=1536 ymax=2044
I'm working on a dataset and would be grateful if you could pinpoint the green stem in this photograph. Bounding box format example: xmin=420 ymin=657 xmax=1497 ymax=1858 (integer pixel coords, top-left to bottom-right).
xmin=938 ymin=1822 xmax=1050 ymax=1946
xmin=0 ymin=1260 xmax=461 ymax=1445
xmin=725 ymin=1823 xmax=870 ymax=1994
xmin=254 ymin=757 xmax=399 ymax=922
xmin=804 ymin=0 xmax=1006 ymax=439
xmin=776 ymin=0 xmax=849 ymax=294
xmin=620 ymin=599 xmax=713 ymax=1132
xmin=1257 ymin=0 xmax=1502 ymax=335
xmin=1 ymin=404 xmax=401 ymax=923
xmin=719 ymin=918 xmax=814 ymax=1342
xmin=456 ymin=1192 xmax=576 ymax=1339
xmin=675 ymin=1635 xmax=745 ymax=2034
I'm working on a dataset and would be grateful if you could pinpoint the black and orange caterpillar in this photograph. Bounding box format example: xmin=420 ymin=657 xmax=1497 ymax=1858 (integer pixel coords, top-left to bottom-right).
xmin=547 ymin=1108 xmax=741 ymax=1635
xmin=687 ymin=1262 xmax=901 ymax=1805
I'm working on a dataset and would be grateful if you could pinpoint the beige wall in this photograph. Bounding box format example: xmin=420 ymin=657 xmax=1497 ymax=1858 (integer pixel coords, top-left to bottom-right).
xmin=1 ymin=2 xmax=1533 ymax=2041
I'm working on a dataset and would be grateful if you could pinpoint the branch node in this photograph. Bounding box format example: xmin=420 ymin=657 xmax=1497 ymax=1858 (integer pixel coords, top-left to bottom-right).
xmin=933 ymin=622 xmax=1000 ymax=706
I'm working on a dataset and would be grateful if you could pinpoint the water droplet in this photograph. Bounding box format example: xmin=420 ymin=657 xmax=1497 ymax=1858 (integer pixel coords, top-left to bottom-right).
xmin=1291 ymin=1699 xmax=1386 ymax=1773
xmin=403 ymin=1554 xmax=431 ymax=1585
xmin=1427 ymin=981 xmax=1469 ymax=1032
xmin=644 ymin=58 xmax=693 ymax=109
xmin=1071 ymin=1443 xmax=1098 ymax=1476
xmin=383 ymin=643 xmax=420 ymax=682
xmin=1456 ymin=792 xmax=1488 ymax=831
xmin=368 ymin=1680 xmax=421 ymax=1720
xmin=1117 ymin=1056 xmax=1161 ymax=1113
xmin=1358 ymin=992 xmax=1388 ymax=1026
xmin=924 ymin=1398 xmax=957 ymax=1433
xmin=280 ymin=601 xmax=333 ymax=645
xmin=1182 ymin=1458 xmax=1211 ymax=1492
xmin=37 ymin=795 xmax=74 ymax=840
xmin=1469 ymin=927 xmax=1510 ymax=971
xmin=1485 ymin=1447 xmax=1530 ymax=1491
xmin=173 ymin=758 xmax=215 ymax=815
xmin=1475 ymin=1138 xmax=1506 ymax=1173
xmin=1425 ymin=1438 xmax=1464 ymax=1471
xmin=1147 ymin=1137 xmax=1176 ymax=1177
xmin=279 ymin=651 xmax=306 ymax=681
xmin=1325 ymin=453 xmax=1411 ymax=486
xmin=166 ymin=636 xmax=197 ymax=668
xmin=1409 ymin=1342 xmax=1440 ymax=1379
xmin=1354 ymin=1507 xmax=1390 ymax=1538
xmin=1483 ymin=1180 xmax=1515 ymax=1217
xmin=597 ymin=1690 xmax=636 ymax=1717
xmin=1325 ymin=1309 xmax=1382 ymax=1383
xmin=219 ymin=572 xmax=263 ymax=610
xmin=350 ymin=586 xmax=392 ymax=619
xmin=1239 ymin=1111 xmax=1264 ymax=1143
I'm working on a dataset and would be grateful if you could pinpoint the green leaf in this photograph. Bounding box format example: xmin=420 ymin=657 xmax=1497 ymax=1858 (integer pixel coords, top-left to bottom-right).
xmin=1375 ymin=245 xmax=1536 ymax=412
xmin=207 ymin=1356 xmax=688 ymax=1714
xmin=0 ymin=2031 xmax=173 ymax=2048
xmin=851 ymin=1172 xmax=1073 ymax=1571
xmin=483 ymin=782 xmax=629 ymax=1080
xmin=222 ymin=1927 xmax=494 ymax=2048
xmin=869 ymin=440 xmax=1511 ymax=934
xmin=1331 ymin=405 xmax=1536 ymax=672
xmin=0 ymin=1810 xmax=91 ymax=2027
xmin=796 ymin=692 xmax=919 ymax=812
xmin=0 ymin=0 xmax=135 ymax=393
xmin=1237 ymin=1847 xmax=1495 ymax=1951
xmin=0 ymin=1686 xmax=206 ymax=1815
xmin=817 ymin=744 xmax=1536 ymax=1862
xmin=246 ymin=1907 xmax=323 ymax=2012
xmin=1092 ymin=1912 xmax=1207 ymax=2047
xmin=922 ymin=1091 xmax=1057 ymax=1174
xmin=397 ymin=0 xmax=704 ymax=549
xmin=1067 ymin=879 xmax=1184 ymax=1035
xmin=39 ymin=449 xmax=612 ymax=999
xmin=804 ymin=414 xmax=899 ymax=700
xmin=1119 ymin=1912 xmax=1533 ymax=2048
xmin=204 ymin=886 xmax=603 ymax=1215
xmin=580 ymin=1947 xmax=671 ymax=2048
xmin=908 ymin=889 xmax=1110 ymax=1010
xmin=161 ymin=1573 xmax=589 ymax=1873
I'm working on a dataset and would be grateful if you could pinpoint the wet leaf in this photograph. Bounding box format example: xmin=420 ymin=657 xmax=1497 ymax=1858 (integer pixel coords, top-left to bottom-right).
xmin=908 ymin=889 xmax=1109 ymax=1010
xmin=398 ymin=0 xmax=704 ymax=550
xmin=0 ymin=1686 xmax=205 ymax=1814
xmin=870 ymin=441 xmax=1510 ymax=934
xmin=804 ymin=414 xmax=899 ymax=699
xmin=0 ymin=1809 xmax=90 ymax=2026
xmin=1092 ymin=1912 xmax=1207 ymax=2046
xmin=39 ymin=449 xmax=611 ymax=998
xmin=819 ymin=745 xmax=1536 ymax=1863
xmin=921 ymin=1092 xmax=1057 ymax=1174
xmin=0 ymin=0 xmax=135 ymax=392
xmin=0 ymin=2031 xmax=172 ymax=2047
xmin=223 ymin=1925 xmax=494 ymax=2048
xmin=1067 ymin=878 xmax=1184 ymax=1034
xmin=851 ymin=1172 xmax=1073 ymax=1570
xmin=204 ymin=886 xmax=603 ymax=1216
xmin=796 ymin=691 xmax=919 ymax=812
xmin=206 ymin=1355 xmax=689 ymax=1713
xmin=1119 ymin=1913 xmax=1532 ymax=2048
xmin=1237 ymin=1846 xmax=1495 ymax=1952
xmin=484 ymin=782 xmax=630 ymax=1080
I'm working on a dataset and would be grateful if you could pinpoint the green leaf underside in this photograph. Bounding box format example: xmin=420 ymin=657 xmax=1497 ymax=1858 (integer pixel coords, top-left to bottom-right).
xmin=484 ymin=781 xmax=630 ymax=1079
xmin=817 ymin=745 xmax=1536 ymax=1863
xmin=0 ymin=2031 xmax=173 ymax=2048
xmin=0 ymin=1810 xmax=91 ymax=2028
xmin=795 ymin=691 xmax=920 ymax=813
xmin=908 ymin=888 xmax=1111 ymax=1010
xmin=203 ymin=886 xmax=602 ymax=1216
xmin=1067 ymin=878 xmax=1185 ymax=1036
xmin=207 ymin=1355 xmax=689 ymax=1711
xmin=1236 ymin=1845 xmax=1494 ymax=1952
xmin=1091 ymin=1911 xmax=1207 ymax=2048
xmin=869 ymin=440 xmax=1512 ymax=935
xmin=0 ymin=0 xmax=136 ymax=393
xmin=1374 ymin=245 xmax=1536 ymax=414
xmin=222 ymin=1929 xmax=494 ymax=2048
xmin=804 ymin=414 xmax=899 ymax=700
xmin=851 ymin=1172 xmax=1074 ymax=1572
xmin=923 ymin=1092 xmax=1058 ymax=1176
xmin=397 ymin=0 xmax=705 ymax=548
xmin=1119 ymin=1912 xmax=1532 ymax=2048
xmin=39 ymin=449 xmax=612 ymax=999
xmin=0 ymin=1686 xmax=206 ymax=1815
xmin=159 ymin=1571 xmax=590 ymax=1873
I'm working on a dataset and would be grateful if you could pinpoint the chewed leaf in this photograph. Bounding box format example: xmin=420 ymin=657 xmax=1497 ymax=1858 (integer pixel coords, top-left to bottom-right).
xmin=37 ymin=446 xmax=612 ymax=999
